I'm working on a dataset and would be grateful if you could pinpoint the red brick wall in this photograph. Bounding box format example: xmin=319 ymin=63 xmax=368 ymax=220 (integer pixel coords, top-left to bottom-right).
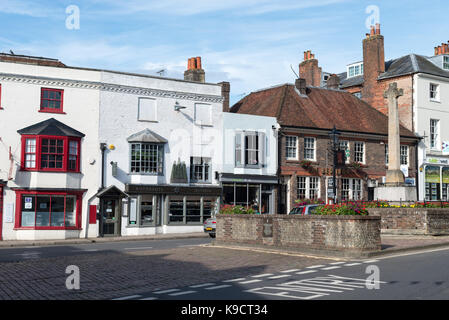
xmin=299 ymin=59 xmax=322 ymax=87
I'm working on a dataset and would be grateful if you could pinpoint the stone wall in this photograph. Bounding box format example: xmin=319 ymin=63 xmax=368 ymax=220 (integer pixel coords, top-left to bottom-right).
xmin=368 ymin=208 xmax=449 ymax=235
xmin=215 ymin=214 xmax=381 ymax=254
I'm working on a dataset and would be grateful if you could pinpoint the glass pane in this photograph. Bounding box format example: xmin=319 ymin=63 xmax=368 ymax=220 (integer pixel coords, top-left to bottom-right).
xmin=223 ymin=184 xmax=234 ymax=205
xmin=186 ymin=197 xmax=201 ymax=223
xmin=141 ymin=195 xmax=154 ymax=225
xmin=51 ymin=196 xmax=65 ymax=227
xmin=65 ymin=196 xmax=76 ymax=226
xmin=248 ymin=185 xmax=260 ymax=212
xmin=235 ymin=184 xmax=247 ymax=206
xmin=169 ymin=196 xmax=184 ymax=223
xmin=36 ymin=196 xmax=51 ymax=227
xmin=203 ymin=198 xmax=216 ymax=221
xmin=21 ymin=195 xmax=36 ymax=227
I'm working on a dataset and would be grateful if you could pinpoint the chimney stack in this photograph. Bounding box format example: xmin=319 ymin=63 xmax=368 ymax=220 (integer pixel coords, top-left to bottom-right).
xmin=295 ymin=78 xmax=307 ymax=95
xmin=326 ymin=74 xmax=340 ymax=90
xmin=218 ymin=81 xmax=231 ymax=112
xmin=299 ymin=50 xmax=322 ymax=87
xmin=362 ymin=24 xmax=385 ymax=106
xmin=184 ymin=56 xmax=205 ymax=83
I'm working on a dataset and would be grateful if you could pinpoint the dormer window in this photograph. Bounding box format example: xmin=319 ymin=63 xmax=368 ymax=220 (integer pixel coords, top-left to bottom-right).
xmin=444 ymin=56 xmax=449 ymax=70
xmin=347 ymin=62 xmax=364 ymax=78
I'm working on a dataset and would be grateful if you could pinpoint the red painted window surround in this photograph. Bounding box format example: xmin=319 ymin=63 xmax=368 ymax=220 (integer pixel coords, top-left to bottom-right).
xmin=39 ymin=88 xmax=65 ymax=114
xmin=14 ymin=189 xmax=84 ymax=230
xmin=20 ymin=135 xmax=81 ymax=173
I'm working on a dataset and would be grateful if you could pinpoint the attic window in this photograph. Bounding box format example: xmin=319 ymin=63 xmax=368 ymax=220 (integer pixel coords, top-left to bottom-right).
xmin=347 ymin=63 xmax=364 ymax=78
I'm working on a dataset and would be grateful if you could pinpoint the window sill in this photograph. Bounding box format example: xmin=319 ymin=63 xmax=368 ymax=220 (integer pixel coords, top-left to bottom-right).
xmin=20 ymin=169 xmax=81 ymax=174
xmin=128 ymin=173 xmax=164 ymax=176
xmin=429 ymin=99 xmax=441 ymax=103
xmin=38 ymin=109 xmax=66 ymax=114
xmin=14 ymin=227 xmax=81 ymax=231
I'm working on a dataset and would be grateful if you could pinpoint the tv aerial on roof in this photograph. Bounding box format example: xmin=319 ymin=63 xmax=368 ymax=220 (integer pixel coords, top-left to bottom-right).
xmin=156 ymin=69 xmax=166 ymax=76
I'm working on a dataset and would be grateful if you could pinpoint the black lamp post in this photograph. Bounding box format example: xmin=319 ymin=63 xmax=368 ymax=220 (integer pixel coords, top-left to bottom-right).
xmin=329 ymin=126 xmax=341 ymax=204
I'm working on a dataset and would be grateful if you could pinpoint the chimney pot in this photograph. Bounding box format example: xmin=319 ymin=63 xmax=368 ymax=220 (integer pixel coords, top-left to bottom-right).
xmin=438 ymin=46 xmax=442 ymax=55
xmin=375 ymin=23 xmax=381 ymax=35
xmin=370 ymin=25 xmax=375 ymax=36
xmin=196 ymin=57 xmax=202 ymax=69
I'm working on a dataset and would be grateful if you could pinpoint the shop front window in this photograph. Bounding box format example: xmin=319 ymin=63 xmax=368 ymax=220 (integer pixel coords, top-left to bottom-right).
xmin=18 ymin=193 xmax=78 ymax=229
xmin=169 ymin=196 xmax=184 ymax=223
xmin=141 ymin=195 xmax=154 ymax=225
xmin=186 ymin=197 xmax=201 ymax=223
xmin=425 ymin=166 xmax=441 ymax=201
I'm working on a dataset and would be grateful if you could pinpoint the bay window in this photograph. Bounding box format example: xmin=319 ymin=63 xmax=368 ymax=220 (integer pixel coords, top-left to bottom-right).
xmin=130 ymin=143 xmax=164 ymax=174
xmin=21 ymin=135 xmax=81 ymax=172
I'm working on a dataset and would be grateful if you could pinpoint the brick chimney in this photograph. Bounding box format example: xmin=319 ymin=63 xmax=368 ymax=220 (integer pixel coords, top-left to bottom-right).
xmin=326 ymin=74 xmax=340 ymax=90
xmin=435 ymin=42 xmax=449 ymax=55
xmin=218 ymin=81 xmax=231 ymax=112
xmin=362 ymin=23 xmax=385 ymax=106
xmin=184 ymin=56 xmax=205 ymax=83
xmin=295 ymin=78 xmax=307 ymax=95
xmin=299 ymin=50 xmax=322 ymax=87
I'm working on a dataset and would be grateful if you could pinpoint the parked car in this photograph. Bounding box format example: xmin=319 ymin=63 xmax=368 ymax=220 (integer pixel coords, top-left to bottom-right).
xmin=288 ymin=204 xmax=322 ymax=215
xmin=203 ymin=217 xmax=216 ymax=238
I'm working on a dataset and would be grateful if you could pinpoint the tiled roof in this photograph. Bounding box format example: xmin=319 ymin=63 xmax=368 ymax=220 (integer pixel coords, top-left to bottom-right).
xmin=230 ymin=84 xmax=416 ymax=138
xmin=17 ymin=118 xmax=85 ymax=137
xmin=339 ymin=54 xmax=449 ymax=88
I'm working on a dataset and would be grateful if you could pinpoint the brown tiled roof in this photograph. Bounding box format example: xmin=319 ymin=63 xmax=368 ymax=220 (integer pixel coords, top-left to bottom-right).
xmin=231 ymin=84 xmax=416 ymax=138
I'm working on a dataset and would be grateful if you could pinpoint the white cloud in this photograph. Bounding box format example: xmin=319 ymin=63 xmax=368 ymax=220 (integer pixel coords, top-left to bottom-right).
xmin=0 ymin=0 xmax=55 ymax=17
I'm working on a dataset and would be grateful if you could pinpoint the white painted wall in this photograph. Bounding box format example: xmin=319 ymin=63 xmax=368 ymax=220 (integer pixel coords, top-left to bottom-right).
xmin=0 ymin=62 xmax=101 ymax=240
xmin=99 ymin=71 xmax=224 ymax=235
xmin=414 ymin=73 xmax=449 ymax=200
xmin=222 ymin=112 xmax=278 ymax=176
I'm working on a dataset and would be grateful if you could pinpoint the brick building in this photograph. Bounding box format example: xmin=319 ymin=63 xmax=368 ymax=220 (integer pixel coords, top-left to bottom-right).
xmin=231 ymin=80 xmax=419 ymax=214
xmin=300 ymin=24 xmax=449 ymax=201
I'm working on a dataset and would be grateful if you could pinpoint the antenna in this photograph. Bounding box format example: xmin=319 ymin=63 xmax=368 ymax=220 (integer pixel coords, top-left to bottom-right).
xmin=290 ymin=64 xmax=299 ymax=78
xmin=9 ymin=50 xmax=15 ymax=55
xmin=156 ymin=69 xmax=166 ymax=77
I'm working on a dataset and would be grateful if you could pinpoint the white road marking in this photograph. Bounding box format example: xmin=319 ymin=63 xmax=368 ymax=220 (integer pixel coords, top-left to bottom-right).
xmin=321 ymin=266 xmax=342 ymax=270
xmin=296 ymin=270 xmax=318 ymax=275
xmin=329 ymin=262 xmax=346 ymax=265
xmin=14 ymin=252 xmax=41 ymax=259
xmin=363 ymin=260 xmax=379 ymax=263
xmin=344 ymin=263 xmax=362 ymax=266
xmin=251 ymin=273 xmax=274 ymax=278
xmin=239 ymin=279 xmax=263 ymax=284
xmin=112 ymin=295 xmax=142 ymax=300
xmin=124 ymin=247 xmax=153 ymax=250
xmin=306 ymin=265 xmax=325 ymax=269
xmin=280 ymin=269 xmax=300 ymax=273
xmin=189 ymin=283 xmax=216 ymax=288
xmin=223 ymin=278 xmax=246 ymax=283
xmin=73 ymin=249 xmax=99 ymax=252
xmin=153 ymin=289 xmax=180 ymax=294
xmin=205 ymin=285 xmax=232 ymax=290
xmin=169 ymin=290 xmax=197 ymax=296
xmin=139 ymin=297 xmax=158 ymax=300
xmin=268 ymin=275 xmax=292 ymax=280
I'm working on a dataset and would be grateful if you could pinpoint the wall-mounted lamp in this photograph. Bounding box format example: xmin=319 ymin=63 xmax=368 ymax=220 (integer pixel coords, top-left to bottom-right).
xmin=174 ymin=101 xmax=187 ymax=112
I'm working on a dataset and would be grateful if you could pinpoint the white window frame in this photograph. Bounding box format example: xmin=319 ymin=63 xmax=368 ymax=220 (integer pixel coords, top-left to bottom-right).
xmin=303 ymin=137 xmax=316 ymax=161
xmin=286 ymin=136 xmax=298 ymax=160
xmin=235 ymin=131 xmax=265 ymax=168
xmin=400 ymin=145 xmax=409 ymax=167
xmin=297 ymin=176 xmax=320 ymax=200
xmin=430 ymin=83 xmax=440 ymax=102
xmin=430 ymin=119 xmax=440 ymax=150
xmin=341 ymin=178 xmax=363 ymax=201
xmin=444 ymin=56 xmax=449 ymax=70
xmin=353 ymin=142 xmax=365 ymax=164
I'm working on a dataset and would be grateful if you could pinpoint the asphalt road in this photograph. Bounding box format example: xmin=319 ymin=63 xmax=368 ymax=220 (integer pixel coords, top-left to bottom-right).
xmin=0 ymin=237 xmax=212 ymax=263
xmin=112 ymin=247 xmax=449 ymax=300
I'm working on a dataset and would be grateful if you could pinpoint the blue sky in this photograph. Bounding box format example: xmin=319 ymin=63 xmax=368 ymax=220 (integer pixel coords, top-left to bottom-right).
xmin=0 ymin=0 xmax=447 ymax=104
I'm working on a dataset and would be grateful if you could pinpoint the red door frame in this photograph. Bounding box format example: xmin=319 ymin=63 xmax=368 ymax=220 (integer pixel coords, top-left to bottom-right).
xmin=0 ymin=185 xmax=3 ymax=241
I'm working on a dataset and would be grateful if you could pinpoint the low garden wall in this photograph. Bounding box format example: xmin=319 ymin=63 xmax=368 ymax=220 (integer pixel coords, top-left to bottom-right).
xmin=368 ymin=208 xmax=449 ymax=235
xmin=215 ymin=214 xmax=381 ymax=255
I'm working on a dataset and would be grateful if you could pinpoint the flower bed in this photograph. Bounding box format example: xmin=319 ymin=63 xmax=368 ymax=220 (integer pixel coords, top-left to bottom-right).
xmin=220 ymin=205 xmax=255 ymax=215
xmin=313 ymin=203 xmax=369 ymax=216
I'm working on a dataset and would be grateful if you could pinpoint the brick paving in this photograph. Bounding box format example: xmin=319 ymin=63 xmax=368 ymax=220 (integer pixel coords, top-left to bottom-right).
xmin=0 ymin=245 xmax=334 ymax=300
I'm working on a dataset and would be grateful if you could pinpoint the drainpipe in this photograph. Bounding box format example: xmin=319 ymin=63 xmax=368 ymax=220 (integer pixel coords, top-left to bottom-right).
xmin=99 ymin=143 xmax=107 ymax=237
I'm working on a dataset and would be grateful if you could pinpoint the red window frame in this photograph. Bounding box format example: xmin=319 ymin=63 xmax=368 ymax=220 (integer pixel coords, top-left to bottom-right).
xmin=20 ymin=135 xmax=81 ymax=172
xmin=39 ymin=88 xmax=65 ymax=114
xmin=14 ymin=190 xmax=84 ymax=230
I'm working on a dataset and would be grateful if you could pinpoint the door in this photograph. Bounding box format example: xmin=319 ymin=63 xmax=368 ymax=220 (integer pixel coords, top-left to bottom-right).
xmin=102 ymin=198 xmax=120 ymax=236
xmin=261 ymin=193 xmax=271 ymax=214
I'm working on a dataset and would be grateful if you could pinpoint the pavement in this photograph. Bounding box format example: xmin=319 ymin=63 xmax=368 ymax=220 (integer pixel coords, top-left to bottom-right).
xmin=0 ymin=232 xmax=209 ymax=248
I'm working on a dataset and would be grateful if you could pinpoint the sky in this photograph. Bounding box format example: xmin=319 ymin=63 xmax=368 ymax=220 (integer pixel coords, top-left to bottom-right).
xmin=0 ymin=0 xmax=448 ymax=105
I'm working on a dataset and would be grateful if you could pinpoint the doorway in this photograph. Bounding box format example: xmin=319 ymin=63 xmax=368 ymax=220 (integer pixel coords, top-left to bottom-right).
xmin=101 ymin=198 xmax=121 ymax=236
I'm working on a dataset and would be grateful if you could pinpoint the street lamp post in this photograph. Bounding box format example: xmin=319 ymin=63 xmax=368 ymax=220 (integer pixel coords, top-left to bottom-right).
xmin=329 ymin=126 xmax=341 ymax=204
